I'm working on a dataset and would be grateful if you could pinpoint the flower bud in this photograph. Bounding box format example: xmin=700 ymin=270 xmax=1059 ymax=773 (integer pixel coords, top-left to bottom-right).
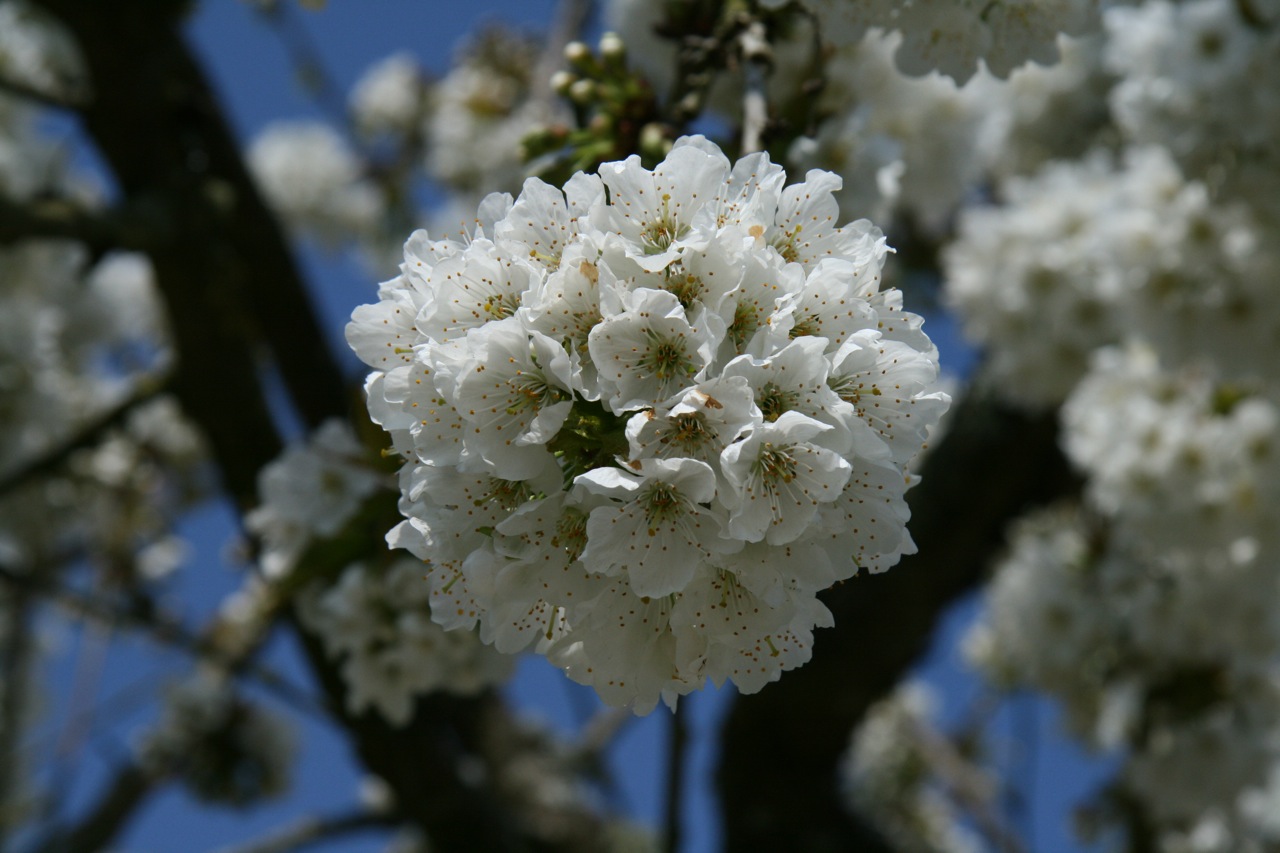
xmin=550 ymin=70 xmax=576 ymax=96
xmin=568 ymin=78 xmax=596 ymax=105
xmin=564 ymin=41 xmax=592 ymax=68
xmin=599 ymin=32 xmax=626 ymax=65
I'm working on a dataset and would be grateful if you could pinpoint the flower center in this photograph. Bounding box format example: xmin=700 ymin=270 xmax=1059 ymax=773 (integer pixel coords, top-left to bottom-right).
xmin=641 ymin=481 xmax=689 ymax=526
xmin=660 ymin=412 xmax=714 ymax=455
xmin=641 ymin=193 xmax=689 ymax=255
xmin=663 ymin=263 xmax=705 ymax=310
xmin=505 ymin=373 xmax=568 ymax=416
xmin=482 ymin=291 xmax=521 ymax=320
xmin=755 ymin=381 xmax=799 ymax=421
xmin=479 ymin=477 xmax=540 ymax=512
xmin=728 ymin=300 xmax=761 ymax=352
xmin=550 ymin=507 xmax=589 ymax=561
xmin=640 ymin=330 xmax=697 ymax=382
xmin=753 ymin=442 xmax=798 ymax=485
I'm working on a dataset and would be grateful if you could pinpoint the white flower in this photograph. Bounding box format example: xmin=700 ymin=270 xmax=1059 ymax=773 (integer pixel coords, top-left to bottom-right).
xmin=415 ymin=239 xmax=540 ymax=343
xmin=574 ymin=457 xmax=732 ymax=598
xmin=594 ymin=142 xmax=727 ymax=271
xmin=439 ymin=318 xmax=576 ymax=477
xmin=719 ymin=411 xmax=852 ymax=545
xmin=625 ymin=375 xmax=760 ymax=468
xmin=794 ymin=0 xmax=1099 ymax=85
xmin=299 ymin=557 xmax=512 ymax=725
xmin=587 ymin=287 xmax=717 ymax=413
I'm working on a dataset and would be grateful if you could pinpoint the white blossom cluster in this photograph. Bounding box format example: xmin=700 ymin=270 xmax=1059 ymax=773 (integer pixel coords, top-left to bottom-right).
xmin=248 ymin=421 xmax=508 ymax=721
xmin=786 ymin=31 xmax=1111 ymax=236
xmin=935 ymin=0 xmax=1280 ymax=840
xmin=424 ymin=30 xmax=557 ymax=198
xmin=137 ymin=670 xmax=295 ymax=806
xmin=606 ymin=1 xmax=1108 ymax=236
xmin=246 ymin=419 xmax=384 ymax=579
xmin=297 ymin=556 xmax=512 ymax=725
xmin=248 ymin=121 xmax=384 ymax=245
xmin=1105 ymin=0 xmax=1280 ymax=222
xmin=0 ymin=241 xmax=187 ymax=584
xmin=348 ymin=136 xmax=948 ymax=713
xmin=968 ymin=497 xmax=1280 ymax=847
xmin=844 ymin=682 xmax=984 ymax=853
xmin=0 ymin=98 xmax=172 ymax=477
xmin=0 ymin=1 xmax=85 ymax=104
xmin=786 ymin=33 xmax=986 ymax=233
xmin=349 ymin=51 xmax=426 ymax=138
xmin=1065 ymin=347 xmax=1280 ymax=565
xmin=967 ymin=345 xmax=1280 ymax=843
xmin=945 ymin=146 xmax=1280 ymax=407
xmin=767 ymin=0 xmax=1099 ymax=85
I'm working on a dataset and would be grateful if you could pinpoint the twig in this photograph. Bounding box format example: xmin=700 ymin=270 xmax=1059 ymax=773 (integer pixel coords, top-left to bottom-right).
xmin=663 ymin=698 xmax=689 ymax=853
xmin=738 ymin=20 xmax=771 ymax=154
xmin=254 ymin=1 xmax=358 ymax=145
xmin=904 ymin=715 xmax=1028 ymax=853
xmin=212 ymin=810 xmax=387 ymax=853
xmin=1235 ymin=0 xmax=1274 ymax=29
xmin=0 ymin=564 xmax=327 ymax=721
xmin=578 ymin=705 xmax=632 ymax=755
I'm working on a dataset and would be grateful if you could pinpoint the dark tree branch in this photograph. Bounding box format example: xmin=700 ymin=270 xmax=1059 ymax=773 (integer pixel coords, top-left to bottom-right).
xmin=30 ymin=764 xmax=155 ymax=853
xmin=0 ymin=376 xmax=171 ymax=498
xmin=716 ymin=388 xmax=1080 ymax=851
xmin=0 ymin=580 xmax=34 ymax=842
xmin=0 ymin=195 xmax=161 ymax=252
xmin=290 ymin=619 xmax=610 ymax=853
xmin=0 ymin=72 xmax=85 ymax=110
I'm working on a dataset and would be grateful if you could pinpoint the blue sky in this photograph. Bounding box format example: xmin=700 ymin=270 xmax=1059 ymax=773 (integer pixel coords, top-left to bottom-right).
xmin=28 ymin=3 xmax=1116 ymax=851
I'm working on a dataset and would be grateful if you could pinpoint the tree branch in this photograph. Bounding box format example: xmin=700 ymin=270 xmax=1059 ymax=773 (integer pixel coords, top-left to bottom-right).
xmin=0 ymin=563 xmax=324 ymax=721
xmin=0 ymin=581 xmax=34 ymax=840
xmin=34 ymin=1 xmax=350 ymax=493
xmin=0 ymin=376 xmax=171 ymax=498
xmin=903 ymin=716 xmax=1027 ymax=853
xmin=212 ymin=810 xmax=388 ymax=853
xmin=0 ymin=72 xmax=85 ymax=110
xmin=0 ymin=195 xmax=159 ymax=252
xmin=738 ymin=20 xmax=770 ymax=154
xmin=30 ymin=764 xmax=155 ymax=853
